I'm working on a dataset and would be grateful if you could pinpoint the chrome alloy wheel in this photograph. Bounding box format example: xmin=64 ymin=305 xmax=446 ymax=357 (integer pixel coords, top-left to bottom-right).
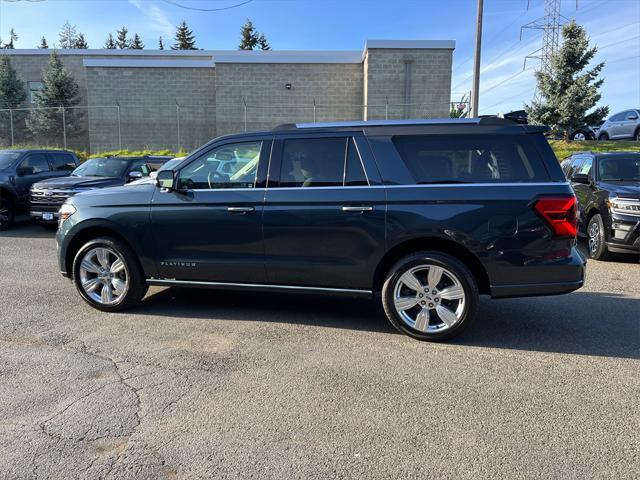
xmin=392 ymin=264 xmax=466 ymax=333
xmin=573 ymin=132 xmax=587 ymax=141
xmin=79 ymin=247 xmax=128 ymax=305
xmin=588 ymin=221 xmax=600 ymax=255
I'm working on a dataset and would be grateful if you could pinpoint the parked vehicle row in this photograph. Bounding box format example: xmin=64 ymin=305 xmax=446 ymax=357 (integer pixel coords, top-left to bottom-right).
xmin=55 ymin=118 xmax=586 ymax=342
xmin=0 ymin=151 xmax=175 ymax=230
xmin=597 ymin=109 xmax=640 ymax=141
xmin=562 ymin=152 xmax=640 ymax=259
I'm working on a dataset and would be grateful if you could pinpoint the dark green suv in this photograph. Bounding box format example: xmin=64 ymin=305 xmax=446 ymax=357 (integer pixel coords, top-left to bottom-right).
xmin=56 ymin=119 xmax=586 ymax=342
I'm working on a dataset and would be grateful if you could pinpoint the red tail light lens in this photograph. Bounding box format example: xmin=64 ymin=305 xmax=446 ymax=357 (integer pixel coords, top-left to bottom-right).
xmin=534 ymin=196 xmax=578 ymax=238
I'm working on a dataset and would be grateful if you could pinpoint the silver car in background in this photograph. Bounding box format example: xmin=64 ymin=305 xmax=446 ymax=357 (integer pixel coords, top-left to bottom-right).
xmin=598 ymin=109 xmax=640 ymax=141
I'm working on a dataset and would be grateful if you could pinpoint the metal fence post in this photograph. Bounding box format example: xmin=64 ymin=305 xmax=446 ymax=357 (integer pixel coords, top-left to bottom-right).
xmin=385 ymin=97 xmax=389 ymax=121
xmin=116 ymin=104 xmax=122 ymax=150
xmin=242 ymin=97 xmax=247 ymax=132
xmin=61 ymin=106 xmax=67 ymax=149
xmin=313 ymin=98 xmax=317 ymax=123
xmin=9 ymin=109 xmax=14 ymax=146
xmin=175 ymin=102 xmax=181 ymax=152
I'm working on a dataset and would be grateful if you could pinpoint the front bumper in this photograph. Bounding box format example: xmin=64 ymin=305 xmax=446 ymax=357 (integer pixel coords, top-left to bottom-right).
xmin=30 ymin=209 xmax=59 ymax=222
xmin=607 ymin=212 xmax=640 ymax=254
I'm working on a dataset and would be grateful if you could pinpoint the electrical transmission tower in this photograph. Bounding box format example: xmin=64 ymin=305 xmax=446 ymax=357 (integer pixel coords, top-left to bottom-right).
xmin=521 ymin=0 xmax=570 ymax=73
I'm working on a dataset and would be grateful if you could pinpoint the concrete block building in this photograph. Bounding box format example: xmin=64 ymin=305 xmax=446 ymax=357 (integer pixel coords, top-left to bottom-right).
xmin=2 ymin=40 xmax=454 ymax=152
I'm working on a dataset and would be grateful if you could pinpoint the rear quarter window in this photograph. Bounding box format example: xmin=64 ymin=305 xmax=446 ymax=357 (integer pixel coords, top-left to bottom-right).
xmin=391 ymin=134 xmax=549 ymax=184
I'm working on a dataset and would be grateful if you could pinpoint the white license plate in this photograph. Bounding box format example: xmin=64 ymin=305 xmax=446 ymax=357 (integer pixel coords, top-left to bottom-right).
xmin=42 ymin=213 xmax=54 ymax=221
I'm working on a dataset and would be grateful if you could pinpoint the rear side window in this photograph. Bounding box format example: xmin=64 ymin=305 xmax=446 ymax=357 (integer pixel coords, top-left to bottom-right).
xmin=49 ymin=153 xmax=76 ymax=171
xmin=392 ymin=134 xmax=548 ymax=184
xmin=279 ymin=137 xmax=368 ymax=187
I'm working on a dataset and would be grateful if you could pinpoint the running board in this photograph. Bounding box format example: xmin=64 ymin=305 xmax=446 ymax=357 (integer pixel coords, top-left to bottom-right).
xmin=146 ymin=278 xmax=373 ymax=297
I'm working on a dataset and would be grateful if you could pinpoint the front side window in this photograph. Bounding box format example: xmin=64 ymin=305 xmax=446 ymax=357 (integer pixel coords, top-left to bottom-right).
xmin=50 ymin=153 xmax=76 ymax=172
xmin=178 ymin=141 xmax=262 ymax=190
xmin=577 ymin=157 xmax=593 ymax=175
xmin=20 ymin=153 xmax=50 ymax=175
xmin=279 ymin=137 xmax=368 ymax=188
xmin=128 ymin=159 xmax=151 ymax=176
xmin=392 ymin=134 xmax=548 ymax=184
xmin=72 ymin=158 xmax=129 ymax=178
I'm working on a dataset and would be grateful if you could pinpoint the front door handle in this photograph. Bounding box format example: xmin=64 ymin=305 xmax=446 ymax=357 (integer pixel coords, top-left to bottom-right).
xmin=227 ymin=206 xmax=255 ymax=213
xmin=342 ymin=206 xmax=373 ymax=213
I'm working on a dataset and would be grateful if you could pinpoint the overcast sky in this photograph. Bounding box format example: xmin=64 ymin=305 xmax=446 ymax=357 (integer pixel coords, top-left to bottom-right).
xmin=1 ymin=0 xmax=638 ymax=115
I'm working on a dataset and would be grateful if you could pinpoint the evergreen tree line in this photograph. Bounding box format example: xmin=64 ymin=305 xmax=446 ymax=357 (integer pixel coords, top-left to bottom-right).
xmin=0 ymin=52 xmax=84 ymax=144
xmin=2 ymin=18 xmax=271 ymax=51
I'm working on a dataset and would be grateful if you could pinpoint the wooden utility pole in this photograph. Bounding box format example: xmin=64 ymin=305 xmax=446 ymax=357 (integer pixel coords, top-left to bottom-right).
xmin=471 ymin=0 xmax=484 ymax=117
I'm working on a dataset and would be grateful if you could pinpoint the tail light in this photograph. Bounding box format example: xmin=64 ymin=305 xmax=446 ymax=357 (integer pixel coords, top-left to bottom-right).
xmin=534 ymin=196 xmax=578 ymax=238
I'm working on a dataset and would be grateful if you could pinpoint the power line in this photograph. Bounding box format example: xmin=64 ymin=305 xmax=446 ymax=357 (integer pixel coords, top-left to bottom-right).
xmin=480 ymin=65 xmax=533 ymax=96
xmin=161 ymin=0 xmax=253 ymax=11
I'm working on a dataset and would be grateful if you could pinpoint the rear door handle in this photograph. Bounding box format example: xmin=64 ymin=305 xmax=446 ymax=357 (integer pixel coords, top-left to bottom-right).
xmin=227 ymin=206 xmax=255 ymax=213
xmin=342 ymin=206 xmax=373 ymax=213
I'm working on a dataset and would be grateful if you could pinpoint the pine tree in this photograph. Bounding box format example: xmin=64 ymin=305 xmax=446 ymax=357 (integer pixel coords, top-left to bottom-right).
xmin=238 ymin=19 xmax=259 ymax=50
xmin=26 ymin=51 xmax=84 ymax=142
xmin=59 ymin=21 xmax=78 ymax=49
xmin=0 ymin=56 xmax=27 ymax=143
xmin=172 ymin=21 xmax=197 ymax=50
xmin=73 ymin=33 xmax=89 ymax=49
xmin=39 ymin=37 xmax=49 ymax=49
xmin=526 ymin=21 xmax=608 ymax=140
xmin=104 ymin=33 xmax=117 ymax=49
xmin=158 ymin=36 xmax=164 ymax=50
xmin=1 ymin=29 xmax=18 ymax=49
xmin=116 ymin=26 xmax=130 ymax=49
xmin=130 ymin=33 xmax=144 ymax=50
xmin=257 ymin=34 xmax=271 ymax=51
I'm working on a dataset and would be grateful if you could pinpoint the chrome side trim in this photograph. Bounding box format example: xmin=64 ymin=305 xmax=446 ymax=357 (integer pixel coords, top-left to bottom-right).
xmin=153 ymin=182 xmax=569 ymax=194
xmin=146 ymin=278 xmax=372 ymax=295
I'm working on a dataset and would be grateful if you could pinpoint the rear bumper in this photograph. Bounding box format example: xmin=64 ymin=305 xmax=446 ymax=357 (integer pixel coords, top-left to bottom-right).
xmin=490 ymin=246 xmax=586 ymax=298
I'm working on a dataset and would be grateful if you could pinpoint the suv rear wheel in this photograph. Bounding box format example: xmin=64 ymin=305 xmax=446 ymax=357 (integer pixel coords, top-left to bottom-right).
xmin=587 ymin=214 xmax=611 ymax=261
xmin=598 ymin=132 xmax=609 ymax=141
xmin=382 ymin=251 xmax=479 ymax=341
xmin=0 ymin=196 xmax=14 ymax=231
xmin=72 ymin=236 xmax=148 ymax=312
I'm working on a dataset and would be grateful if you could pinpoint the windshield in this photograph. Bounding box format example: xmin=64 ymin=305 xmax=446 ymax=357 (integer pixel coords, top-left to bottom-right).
xmin=72 ymin=158 xmax=129 ymax=178
xmin=0 ymin=152 xmax=21 ymax=169
xmin=598 ymin=156 xmax=640 ymax=182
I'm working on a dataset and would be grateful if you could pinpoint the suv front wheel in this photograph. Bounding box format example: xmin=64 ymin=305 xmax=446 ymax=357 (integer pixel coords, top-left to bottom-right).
xmin=587 ymin=214 xmax=611 ymax=261
xmin=72 ymin=236 xmax=148 ymax=312
xmin=382 ymin=251 xmax=479 ymax=341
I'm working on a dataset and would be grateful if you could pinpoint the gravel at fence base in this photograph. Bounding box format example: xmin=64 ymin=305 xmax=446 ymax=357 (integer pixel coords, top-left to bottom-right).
xmin=0 ymin=222 xmax=638 ymax=479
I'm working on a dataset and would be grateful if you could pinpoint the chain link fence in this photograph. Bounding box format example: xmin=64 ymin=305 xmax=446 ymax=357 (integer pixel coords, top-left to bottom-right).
xmin=0 ymin=100 xmax=469 ymax=155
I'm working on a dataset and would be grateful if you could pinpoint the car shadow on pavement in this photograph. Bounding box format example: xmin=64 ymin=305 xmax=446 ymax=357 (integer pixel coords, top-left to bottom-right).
xmin=136 ymin=288 xmax=639 ymax=359
xmin=0 ymin=218 xmax=56 ymax=239
xmin=455 ymin=291 xmax=639 ymax=359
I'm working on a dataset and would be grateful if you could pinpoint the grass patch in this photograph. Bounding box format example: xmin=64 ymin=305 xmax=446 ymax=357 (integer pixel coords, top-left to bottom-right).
xmin=549 ymin=140 xmax=640 ymax=160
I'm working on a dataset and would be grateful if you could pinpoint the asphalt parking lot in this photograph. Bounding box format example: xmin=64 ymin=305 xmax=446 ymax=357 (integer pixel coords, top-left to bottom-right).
xmin=1 ymin=220 xmax=638 ymax=479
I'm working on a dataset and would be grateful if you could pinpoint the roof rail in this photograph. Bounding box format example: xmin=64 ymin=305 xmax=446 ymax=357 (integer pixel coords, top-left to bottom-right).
xmin=293 ymin=118 xmax=483 ymax=129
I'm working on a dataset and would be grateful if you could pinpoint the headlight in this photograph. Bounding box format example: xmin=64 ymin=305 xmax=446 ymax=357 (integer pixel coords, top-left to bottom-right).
xmin=609 ymin=198 xmax=640 ymax=216
xmin=58 ymin=203 xmax=77 ymax=224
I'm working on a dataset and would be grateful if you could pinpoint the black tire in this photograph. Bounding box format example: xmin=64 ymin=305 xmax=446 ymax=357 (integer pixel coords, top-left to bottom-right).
xmin=598 ymin=132 xmax=609 ymax=141
xmin=0 ymin=196 xmax=14 ymax=231
xmin=634 ymin=128 xmax=640 ymax=142
xmin=72 ymin=236 xmax=148 ymax=312
xmin=570 ymin=129 xmax=590 ymax=141
xmin=381 ymin=251 xmax=479 ymax=342
xmin=586 ymin=214 xmax=611 ymax=261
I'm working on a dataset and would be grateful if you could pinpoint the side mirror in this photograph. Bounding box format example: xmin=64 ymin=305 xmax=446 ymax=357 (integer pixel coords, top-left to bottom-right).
xmin=628 ymin=114 xmax=638 ymax=121
xmin=156 ymin=170 xmax=176 ymax=190
xmin=571 ymin=173 xmax=590 ymax=184
xmin=127 ymin=171 xmax=143 ymax=182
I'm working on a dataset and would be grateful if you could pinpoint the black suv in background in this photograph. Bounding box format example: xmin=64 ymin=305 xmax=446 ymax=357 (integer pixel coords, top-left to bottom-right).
xmin=30 ymin=156 xmax=155 ymax=226
xmin=562 ymin=152 xmax=640 ymax=259
xmin=0 ymin=149 xmax=80 ymax=230
xmin=56 ymin=118 xmax=585 ymax=342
